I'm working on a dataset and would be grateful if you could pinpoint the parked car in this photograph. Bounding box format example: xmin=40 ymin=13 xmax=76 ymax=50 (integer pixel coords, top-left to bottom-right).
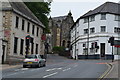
xmin=23 ymin=54 xmax=46 ymax=68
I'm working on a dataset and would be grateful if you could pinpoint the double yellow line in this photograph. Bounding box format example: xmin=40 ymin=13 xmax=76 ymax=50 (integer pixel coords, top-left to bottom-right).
xmin=98 ymin=63 xmax=114 ymax=80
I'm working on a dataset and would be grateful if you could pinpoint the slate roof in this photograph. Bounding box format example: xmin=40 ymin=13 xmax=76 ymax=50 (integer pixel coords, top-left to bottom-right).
xmin=71 ymin=2 xmax=120 ymax=29
xmin=52 ymin=16 xmax=67 ymax=22
xmin=2 ymin=1 xmax=45 ymax=28
xmin=80 ymin=2 xmax=120 ymax=18
xmin=51 ymin=15 xmax=67 ymax=27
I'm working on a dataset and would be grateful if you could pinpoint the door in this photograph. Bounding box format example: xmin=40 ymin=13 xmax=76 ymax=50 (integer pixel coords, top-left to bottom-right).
xmin=2 ymin=45 xmax=5 ymax=64
xmin=100 ymin=43 xmax=105 ymax=57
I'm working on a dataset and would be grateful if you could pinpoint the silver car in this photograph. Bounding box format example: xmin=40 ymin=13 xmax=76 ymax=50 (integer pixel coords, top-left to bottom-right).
xmin=23 ymin=54 xmax=46 ymax=68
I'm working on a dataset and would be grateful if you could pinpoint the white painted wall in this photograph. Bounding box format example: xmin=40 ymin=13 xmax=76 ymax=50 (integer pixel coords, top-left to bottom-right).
xmin=71 ymin=13 xmax=120 ymax=60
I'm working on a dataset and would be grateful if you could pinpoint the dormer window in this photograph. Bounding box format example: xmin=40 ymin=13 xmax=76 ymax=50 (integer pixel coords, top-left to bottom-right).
xmin=84 ymin=18 xmax=88 ymax=23
xmin=101 ymin=13 xmax=106 ymax=20
xmin=90 ymin=15 xmax=95 ymax=22
xmin=115 ymin=15 xmax=120 ymax=21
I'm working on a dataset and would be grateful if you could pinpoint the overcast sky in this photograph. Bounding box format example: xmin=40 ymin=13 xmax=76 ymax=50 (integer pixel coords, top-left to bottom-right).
xmin=50 ymin=0 xmax=119 ymax=21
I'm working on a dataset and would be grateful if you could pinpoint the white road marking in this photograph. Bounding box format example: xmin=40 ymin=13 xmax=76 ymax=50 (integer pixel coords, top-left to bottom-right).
xmin=46 ymin=68 xmax=57 ymax=71
xmin=57 ymin=68 xmax=62 ymax=70
xmin=46 ymin=68 xmax=62 ymax=72
xmin=4 ymin=72 xmax=18 ymax=77
xmin=43 ymin=72 xmax=58 ymax=78
xmin=74 ymin=65 xmax=78 ymax=67
xmin=15 ymin=69 xmax=21 ymax=71
xmin=63 ymin=68 xmax=71 ymax=72
xmin=21 ymin=68 xmax=29 ymax=71
xmin=15 ymin=68 xmax=28 ymax=71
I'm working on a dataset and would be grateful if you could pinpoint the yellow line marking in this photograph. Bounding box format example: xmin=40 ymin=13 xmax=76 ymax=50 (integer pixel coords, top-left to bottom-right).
xmin=98 ymin=63 xmax=113 ymax=80
xmin=103 ymin=64 xmax=114 ymax=78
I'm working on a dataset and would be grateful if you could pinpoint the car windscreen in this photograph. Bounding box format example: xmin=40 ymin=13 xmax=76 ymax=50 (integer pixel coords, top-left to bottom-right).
xmin=25 ymin=55 xmax=37 ymax=59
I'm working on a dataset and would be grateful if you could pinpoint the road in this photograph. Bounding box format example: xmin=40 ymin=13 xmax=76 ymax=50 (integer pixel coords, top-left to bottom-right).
xmin=2 ymin=54 xmax=111 ymax=79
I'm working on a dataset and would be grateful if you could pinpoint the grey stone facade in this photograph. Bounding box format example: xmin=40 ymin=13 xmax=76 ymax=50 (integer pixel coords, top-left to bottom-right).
xmin=49 ymin=11 xmax=74 ymax=48
xmin=1 ymin=1 xmax=45 ymax=64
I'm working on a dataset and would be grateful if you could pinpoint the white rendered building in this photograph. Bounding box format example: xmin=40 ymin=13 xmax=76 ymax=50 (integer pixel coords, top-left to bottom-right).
xmin=70 ymin=2 xmax=120 ymax=60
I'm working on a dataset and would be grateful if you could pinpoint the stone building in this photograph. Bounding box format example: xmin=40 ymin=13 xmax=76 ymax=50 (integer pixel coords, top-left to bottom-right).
xmin=0 ymin=1 xmax=45 ymax=64
xmin=49 ymin=11 xmax=74 ymax=49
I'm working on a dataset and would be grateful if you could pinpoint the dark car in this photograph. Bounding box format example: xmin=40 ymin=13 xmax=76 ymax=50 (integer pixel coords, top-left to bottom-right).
xmin=23 ymin=54 xmax=46 ymax=68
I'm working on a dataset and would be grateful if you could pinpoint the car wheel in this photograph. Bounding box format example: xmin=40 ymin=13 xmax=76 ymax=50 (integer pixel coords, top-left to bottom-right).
xmin=43 ymin=62 xmax=46 ymax=67
xmin=23 ymin=65 xmax=26 ymax=68
xmin=43 ymin=64 xmax=46 ymax=67
xmin=38 ymin=63 xmax=41 ymax=68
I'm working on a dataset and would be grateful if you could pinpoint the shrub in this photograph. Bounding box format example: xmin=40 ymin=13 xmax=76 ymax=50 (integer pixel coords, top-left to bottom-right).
xmin=52 ymin=46 xmax=65 ymax=54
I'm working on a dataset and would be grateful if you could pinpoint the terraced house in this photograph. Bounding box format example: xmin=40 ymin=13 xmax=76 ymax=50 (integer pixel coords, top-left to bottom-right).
xmin=1 ymin=1 xmax=45 ymax=64
xmin=71 ymin=2 xmax=120 ymax=60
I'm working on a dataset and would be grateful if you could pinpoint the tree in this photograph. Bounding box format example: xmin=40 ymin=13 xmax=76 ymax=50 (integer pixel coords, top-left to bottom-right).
xmin=24 ymin=1 xmax=52 ymax=33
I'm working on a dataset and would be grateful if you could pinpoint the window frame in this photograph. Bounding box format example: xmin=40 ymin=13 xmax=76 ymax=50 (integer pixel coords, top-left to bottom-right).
xmin=14 ymin=37 xmax=18 ymax=54
xmin=90 ymin=27 xmax=95 ymax=33
xmin=20 ymin=39 xmax=24 ymax=55
xmin=32 ymin=24 xmax=35 ymax=35
xmin=101 ymin=13 xmax=106 ymax=20
xmin=36 ymin=27 xmax=39 ymax=37
xmin=27 ymin=22 xmax=30 ymax=33
xmin=84 ymin=29 xmax=88 ymax=34
xmin=101 ymin=26 xmax=106 ymax=32
xmin=15 ymin=16 xmax=19 ymax=28
xmin=115 ymin=15 xmax=120 ymax=21
xmin=22 ymin=19 xmax=25 ymax=30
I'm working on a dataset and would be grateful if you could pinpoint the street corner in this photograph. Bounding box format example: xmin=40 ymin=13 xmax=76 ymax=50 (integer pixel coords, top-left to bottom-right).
xmin=0 ymin=64 xmax=22 ymax=71
xmin=103 ymin=60 xmax=119 ymax=79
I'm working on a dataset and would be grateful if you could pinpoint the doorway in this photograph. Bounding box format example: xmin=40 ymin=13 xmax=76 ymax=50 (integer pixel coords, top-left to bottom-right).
xmin=100 ymin=43 xmax=105 ymax=57
xmin=2 ymin=45 xmax=5 ymax=64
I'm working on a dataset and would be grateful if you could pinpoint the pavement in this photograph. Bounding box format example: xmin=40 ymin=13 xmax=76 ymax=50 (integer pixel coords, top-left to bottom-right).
xmin=105 ymin=60 xmax=119 ymax=79
xmin=0 ymin=64 xmax=22 ymax=70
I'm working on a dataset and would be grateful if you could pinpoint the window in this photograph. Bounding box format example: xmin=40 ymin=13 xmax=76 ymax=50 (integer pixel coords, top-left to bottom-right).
xmin=101 ymin=26 xmax=106 ymax=32
xmin=84 ymin=29 xmax=88 ymax=34
xmin=20 ymin=39 xmax=24 ymax=55
xmin=90 ymin=15 xmax=95 ymax=22
xmin=27 ymin=22 xmax=30 ymax=33
xmin=83 ymin=43 xmax=86 ymax=47
xmin=83 ymin=48 xmax=88 ymax=55
xmin=84 ymin=18 xmax=88 ymax=23
xmin=15 ymin=16 xmax=19 ymax=28
xmin=101 ymin=14 xmax=106 ymax=20
xmin=32 ymin=25 xmax=35 ymax=35
xmin=90 ymin=48 xmax=94 ymax=53
xmin=36 ymin=44 xmax=38 ymax=54
xmin=115 ymin=15 xmax=120 ymax=21
xmin=114 ymin=47 xmax=120 ymax=55
xmin=114 ymin=27 xmax=120 ymax=33
xmin=36 ymin=27 xmax=39 ymax=37
xmin=22 ymin=19 xmax=25 ymax=30
xmin=90 ymin=27 xmax=95 ymax=33
xmin=14 ymin=37 xmax=18 ymax=54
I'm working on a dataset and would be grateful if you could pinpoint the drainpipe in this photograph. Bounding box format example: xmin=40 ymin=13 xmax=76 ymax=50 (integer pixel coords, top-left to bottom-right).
xmin=87 ymin=17 xmax=90 ymax=59
xmin=74 ymin=25 xmax=77 ymax=60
